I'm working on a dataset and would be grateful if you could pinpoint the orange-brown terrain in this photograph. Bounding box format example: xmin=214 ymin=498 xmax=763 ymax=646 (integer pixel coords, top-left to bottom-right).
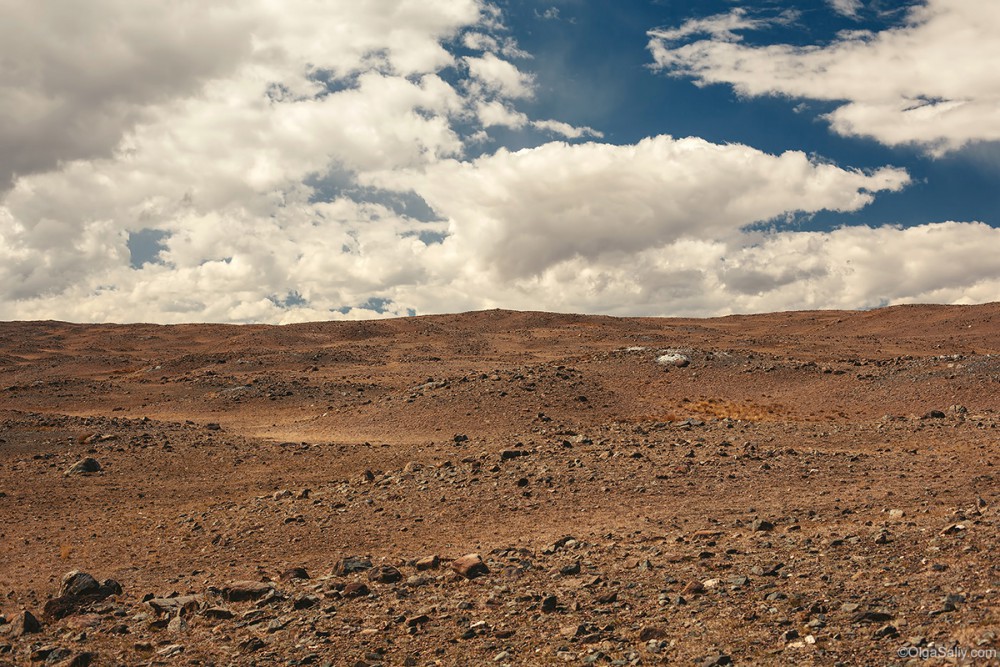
xmin=2 ymin=305 xmax=1000 ymax=666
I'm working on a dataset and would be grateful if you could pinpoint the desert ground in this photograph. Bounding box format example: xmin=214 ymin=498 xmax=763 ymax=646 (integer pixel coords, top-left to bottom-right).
xmin=2 ymin=304 xmax=1000 ymax=666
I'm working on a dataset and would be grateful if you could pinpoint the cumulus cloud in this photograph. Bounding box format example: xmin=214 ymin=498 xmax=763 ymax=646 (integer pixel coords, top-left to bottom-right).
xmin=0 ymin=0 xmax=993 ymax=323
xmin=648 ymin=0 xmax=1000 ymax=154
xmin=373 ymin=136 xmax=908 ymax=279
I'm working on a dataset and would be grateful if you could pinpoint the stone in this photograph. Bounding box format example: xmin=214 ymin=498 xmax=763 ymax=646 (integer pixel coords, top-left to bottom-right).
xmin=750 ymin=519 xmax=775 ymax=532
xmin=541 ymin=595 xmax=558 ymax=613
xmin=279 ymin=567 xmax=310 ymax=582
xmin=451 ymin=554 xmax=489 ymax=579
xmin=639 ymin=626 xmax=668 ymax=641
xmin=9 ymin=610 xmax=41 ymax=636
xmin=221 ymin=581 xmax=274 ymax=602
xmin=681 ymin=581 xmax=705 ymax=596
xmin=368 ymin=566 xmax=402 ymax=584
xmin=699 ymin=654 xmax=732 ymax=667
xmin=415 ymin=555 xmax=439 ymax=571
xmin=500 ymin=449 xmax=526 ymax=461
xmin=201 ymin=607 xmax=234 ymax=620
xmin=147 ymin=595 xmax=202 ymax=616
xmin=60 ymin=571 xmax=101 ymax=598
xmin=923 ymin=410 xmax=946 ymax=419
xmin=65 ymin=458 xmax=101 ymax=476
xmin=342 ymin=582 xmax=370 ymax=598
xmin=333 ymin=556 xmax=372 ymax=576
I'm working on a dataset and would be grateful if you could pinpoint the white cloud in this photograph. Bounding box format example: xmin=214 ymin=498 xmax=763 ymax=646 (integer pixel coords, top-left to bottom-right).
xmin=828 ymin=0 xmax=863 ymax=18
xmin=648 ymin=0 xmax=1000 ymax=154
xmin=464 ymin=53 xmax=535 ymax=99
xmin=0 ymin=0 xmax=994 ymax=324
xmin=373 ymin=136 xmax=909 ymax=279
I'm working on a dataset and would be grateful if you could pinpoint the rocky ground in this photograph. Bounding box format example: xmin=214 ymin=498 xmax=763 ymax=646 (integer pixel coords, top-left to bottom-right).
xmin=1 ymin=305 xmax=1000 ymax=666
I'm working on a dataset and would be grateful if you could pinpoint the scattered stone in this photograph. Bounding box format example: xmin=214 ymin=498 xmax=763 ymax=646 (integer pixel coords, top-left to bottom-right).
xmin=8 ymin=610 xmax=41 ymax=636
xmin=334 ymin=557 xmax=373 ymax=575
xmin=342 ymin=582 xmax=370 ymax=598
xmin=368 ymin=566 xmax=402 ymax=584
xmin=451 ymin=554 xmax=489 ymax=579
xmin=221 ymin=581 xmax=274 ymax=602
xmin=639 ymin=625 xmax=668 ymax=641
xmin=147 ymin=595 xmax=202 ymax=616
xmin=415 ymin=555 xmax=440 ymax=571
xmin=280 ymin=567 xmax=310 ymax=582
xmin=64 ymin=458 xmax=101 ymax=476
xmin=750 ymin=519 xmax=775 ymax=532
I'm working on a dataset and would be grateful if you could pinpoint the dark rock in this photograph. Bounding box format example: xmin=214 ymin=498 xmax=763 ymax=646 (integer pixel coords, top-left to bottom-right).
xmin=65 ymin=458 xmax=101 ymax=476
xmin=405 ymin=614 xmax=430 ymax=627
xmin=9 ymin=610 xmax=41 ymax=636
xmin=854 ymin=610 xmax=894 ymax=624
xmin=221 ymin=581 xmax=274 ymax=602
xmin=559 ymin=562 xmax=581 ymax=576
xmin=342 ymin=582 xmax=370 ymax=598
xmin=205 ymin=423 xmax=222 ymax=431
xmin=500 ymin=449 xmax=526 ymax=461
xmin=639 ymin=625 xmax=668 ymax=641
xmin=279 ymin=567 xmax=310 ymax=582
xmin=60 ymin=571 xmax=101 ymax=598
xmin=451 ymin=554 xmax=489 ymax=579
xmin=923 ymin=410 xmax=946 ymax=419
xmin=368 ymin=566 xmax=402 ymax=584
xmin=201 ymin=607 xmax=234 ymax=620
xmin=541 ymin=595 xmax=558 ymax=613
xmin=750 ymin=519 xmax=775 ymax=532
xmin=147 ymin=595 xmax=202 ymax=616
xmin=699 ymin=654 xmax=732 ymax=667
xmin=333 ymin=557 xmax=372 ymax=576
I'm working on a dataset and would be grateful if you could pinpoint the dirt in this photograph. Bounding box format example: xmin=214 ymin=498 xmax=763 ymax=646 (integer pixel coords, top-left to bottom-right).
xmin=1 ymin=304 xmax=999 ymax=666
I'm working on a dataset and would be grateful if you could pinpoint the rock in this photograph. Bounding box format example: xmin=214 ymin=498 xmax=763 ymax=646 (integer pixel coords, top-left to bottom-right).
xmin=639 ymin=625 xmax=668 ymax=641
xmin=541 ymin=595 xmax=558 ymax=613
xmin=559 ymin=562 xmax=581 ymax=576
xmin=681 ymin=581 xmax=705 ymax=596
xmin=167 ymin=615 xmax=188 ymax=632
xmin=205 ymin=423 xmax=222 ymax=431
xmin=60 ymin=571 xmax=101 ymax=597
xmin=699 ymin=654 xmax=732 ymax=667
xmin=500 ymin=449 xmax=526 ymax=461
xmin=57 ymin=653 xmax=96 ymax=667
xmin=220 ymin=581 xmax=274 ymax=602
xmin=201 ymin=607 xmax=234 ymax=620
xmin=853 ymin=610 xmax=894 ymax=624
xmin=279 ymin=567 xmax=310 ymax=582
xmin=8 ymin=610 xmax=41 ymax=636
xmin=147 ymin=595 xmax=202 ymax=616
xmin=156 ymin=645 xmax=184 ymax=658
xmin=333 ymin=556 xmax=372 ymax=576
xmin=368 ymin=565 xmax=402 ymax=584
xmin=922 ymin=410 xmax=946 ymax=419
xmin=451 ymin=554 xmax=489 ymax=579
xmin=64 ymin=458 xmax=101 ymax=476
xmin=415 ymin=555 xmax=439 ymax=571
xmin=405 ymin=614 xmax=430 ymax=627
xmin=875 ymin=624 xmax=899 ymax=638
xmin=342 ymin=582 xmax=370 ymax=598
xmin=656 ymin=353 xmax=690 ymax=368
xmin=784 ymin=629 xmax=799 ymax=641
xmin=888 ymin=509 xmax=905 ymax=519
xmin=453 ymin=434 xmax=469 ymax=443
xmin=750 ymin=519 xmax=775 ymax=532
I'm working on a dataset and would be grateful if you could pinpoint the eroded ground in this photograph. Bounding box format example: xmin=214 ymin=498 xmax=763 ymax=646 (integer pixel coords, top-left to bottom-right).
xmin=1 ymin=305 xmax=1000 ymax=666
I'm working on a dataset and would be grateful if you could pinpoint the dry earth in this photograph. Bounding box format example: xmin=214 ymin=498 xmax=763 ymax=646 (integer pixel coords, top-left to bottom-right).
xmin=2 ymin=305 xmax=1000 ymax=666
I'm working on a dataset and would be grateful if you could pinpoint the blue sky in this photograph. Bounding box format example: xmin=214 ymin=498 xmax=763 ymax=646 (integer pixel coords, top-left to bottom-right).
xmin=1 ymin=0 xmax=998 ymax=322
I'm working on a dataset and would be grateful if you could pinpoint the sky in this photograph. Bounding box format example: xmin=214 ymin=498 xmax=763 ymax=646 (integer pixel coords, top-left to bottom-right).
xmin=2 ymin=0 xmax=999 ymax=323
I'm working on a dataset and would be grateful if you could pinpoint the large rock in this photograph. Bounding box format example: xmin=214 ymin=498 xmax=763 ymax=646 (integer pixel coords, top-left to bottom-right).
xmin=220 ymin=581 xmax=274 ymax=602
xmin=333 ymin=556 xmax=372 ymax=576
xmin=146 ymin=595 xmax=203 ymax=616
xmin=64 ymin=458 xmax=101 ymax=476
xmin=44 ymin=572 xmax=123 ymax=620
xmin=451 ymin=554 xmax=489 ymax=579
xmin=8 ymin=610 xmax=41 ymax=636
